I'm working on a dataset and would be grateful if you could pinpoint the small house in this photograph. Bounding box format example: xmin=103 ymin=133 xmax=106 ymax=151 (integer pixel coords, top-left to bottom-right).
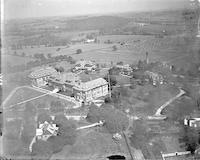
xmin=184 ymin=117 xmax=200 ymax=128
xmin=116 ymin=64 xmax=133 ymax=76
xmin=145 ymin=71 xmax=164 ymax=86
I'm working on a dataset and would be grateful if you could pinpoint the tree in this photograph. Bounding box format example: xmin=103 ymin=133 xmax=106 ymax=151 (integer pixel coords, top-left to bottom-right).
xmin=76 ymin=49 xmax=82 ymax=54
xmin=86 ymin=104 xmax=128 ymax=133
xmin=104 ymin=75 xmax=117 ymax=87
xmin=32 ymin=140 xmax=53 ymax=160
xmin=179 ymin=125 xmax=200 ymax=154
xmin=47 ymin=53 xmax=52 ymax=59
xmin=137 ymin=60 xmax=146 ymax=70
xmin=108 ymin=67 xmax=120 ymax=75
xmin=130 ymin=78 xmax=136 ymax=89
xmin=117 ymin=61 xmax=123 ymax=65
xmin=112 ymin=45 xmax=117 ymax=51
xmin=47 ymin=136 xmax=66 ymax=153
xmin=54 ymin=115 xmax=77 ymax=145
xmin=55 ymin=66 xmax=65 ymax=73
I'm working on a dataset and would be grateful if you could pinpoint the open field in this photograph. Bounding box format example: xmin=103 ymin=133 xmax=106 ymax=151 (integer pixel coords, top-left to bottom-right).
xmin=119 ymin=84 xmax=180 ymax=117
xmin=3 ymin=87 xmax=75 ymax=109
xmin=6 ymin=43 xmax=113 ymax=57
xmin=4 ymin=34 xmax=200 ymax=69
xmin=3 ymin=87 xmax=44 ymax=107
xmin=162 ymin=96 xmax=197 ymax=121
xmin=2 ymin=55 xmax=34 ymax=66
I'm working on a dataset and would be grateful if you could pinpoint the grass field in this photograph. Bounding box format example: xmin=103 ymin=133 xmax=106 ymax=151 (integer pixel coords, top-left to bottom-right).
xmin=4 ymin=87 xmax=75 ymax=109
xmin=2 ymin=55 xmax=34 ymax=66
xmin=120 ymin=84 xmax=179 ymax=117
xmin=3 ymin=86 xmax=76 ymax=157
xmin=4 ymin=87 xmax=44 ymax=107
xmin=4 ymin=34 xmax=200 ymax=69
xmin=50 ymin=130 xmax=128 ymax=160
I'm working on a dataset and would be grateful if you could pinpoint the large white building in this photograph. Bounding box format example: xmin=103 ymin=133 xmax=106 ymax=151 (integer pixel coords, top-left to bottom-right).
xmin=73 ymin=78 xmax=109 ymax=103
xmin=48 ymin=72 xmax=80 ymax=93
xmin=29 ymin=67 xmax=57 ymax=87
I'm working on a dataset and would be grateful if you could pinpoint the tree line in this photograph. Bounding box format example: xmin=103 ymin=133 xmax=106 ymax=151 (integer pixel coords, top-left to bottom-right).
xmin=6 ymin=54 xmax=76 ymax=74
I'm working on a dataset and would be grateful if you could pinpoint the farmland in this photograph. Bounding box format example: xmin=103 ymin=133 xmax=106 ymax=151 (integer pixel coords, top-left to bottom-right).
xmin=2 ymin=55 xmax=34 ymax=66
xmin=6 ymin=34 xmax=199 ymax=69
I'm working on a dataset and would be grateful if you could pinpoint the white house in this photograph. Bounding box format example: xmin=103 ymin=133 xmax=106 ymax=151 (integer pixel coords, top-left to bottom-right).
xmin=184 ymin=117 xmax=200 ymax=128
xmin=145 ymin=71 xmax=164 ymax=86
xmin=73 ymin=78 xmax=108 ymax=103
xmin=116 ymin=64 xmax=133 ymax=75
xmin=74 ymin=60 xmax=96 ymax=72
xmin=36 ymin=121 xmax=59 ymax=141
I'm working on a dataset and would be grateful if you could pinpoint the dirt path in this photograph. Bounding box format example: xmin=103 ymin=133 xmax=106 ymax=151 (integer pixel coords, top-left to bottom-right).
xmin=2 ymin=86 xmax=29 ymax=107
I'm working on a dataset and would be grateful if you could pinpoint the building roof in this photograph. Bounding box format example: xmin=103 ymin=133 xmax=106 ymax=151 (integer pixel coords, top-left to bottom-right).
xmin=36 ymin=121 xmax=59 ymax=137
xmin=73 ymin=78 xmax=108 ymax=91
xmin=75 ymin=59 xmax=95 ymax=67
xmin=49 ymin=72 xmax=80 ymax=85
xmin=29 ymin=67 xmax=56 ymax=79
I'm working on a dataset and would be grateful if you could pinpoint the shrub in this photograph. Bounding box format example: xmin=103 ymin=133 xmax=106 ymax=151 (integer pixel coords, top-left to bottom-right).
xmin=76 ymin=49 xmax=82 ymax=54
xmin=55 ymin=115 xmax=77 ymax=145
xmin=32 ymin=140 xmax=53 ymax=160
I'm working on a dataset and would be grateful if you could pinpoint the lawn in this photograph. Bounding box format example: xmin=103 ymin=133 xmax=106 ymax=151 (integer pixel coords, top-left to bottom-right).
xmin=118 ymin=84 xmax=180 ymax=116
xmin=162 ymin=96 xmax=197 ymax=121
xmin=2 ymin=55 xmax=34 ymax=66
xmin=12 ymin=43 xmax=113 ymax=58
xmin=50 ymin=130 xmax=129 ymax=160
xmin=4 ymin=87 xmax=44 ymax=107
xmin=4 ymin=86 xmax=75 ymax=109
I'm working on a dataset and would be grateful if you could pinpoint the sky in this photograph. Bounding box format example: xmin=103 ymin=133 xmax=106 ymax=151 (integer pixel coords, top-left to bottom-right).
xmin=4 ymin=0 xmax=192 ymax=20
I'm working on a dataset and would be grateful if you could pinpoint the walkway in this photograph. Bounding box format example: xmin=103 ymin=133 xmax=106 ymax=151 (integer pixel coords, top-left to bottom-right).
xmin=31 ymin=86 xmax=81 ymax=108
xmin=148 ymin=88 xmax=185 ymax=120
xmin=76 ymin=121 xmax=104 ymax=130
xmin=2 ymin=86 xmax=29 ymax=107
xmin=2 ymin=85 xmax=81 ymax=111
xmin=155 ymin=89 xmax=185 ymax=116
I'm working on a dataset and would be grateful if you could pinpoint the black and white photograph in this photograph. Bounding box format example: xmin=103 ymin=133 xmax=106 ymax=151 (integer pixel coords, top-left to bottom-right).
xmin=1 ymin=0 xmax=200 ymax=159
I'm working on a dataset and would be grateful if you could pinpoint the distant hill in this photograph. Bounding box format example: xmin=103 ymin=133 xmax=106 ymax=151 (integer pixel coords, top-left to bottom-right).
xmin=64 ymin=16 xmax=130 ymax=31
